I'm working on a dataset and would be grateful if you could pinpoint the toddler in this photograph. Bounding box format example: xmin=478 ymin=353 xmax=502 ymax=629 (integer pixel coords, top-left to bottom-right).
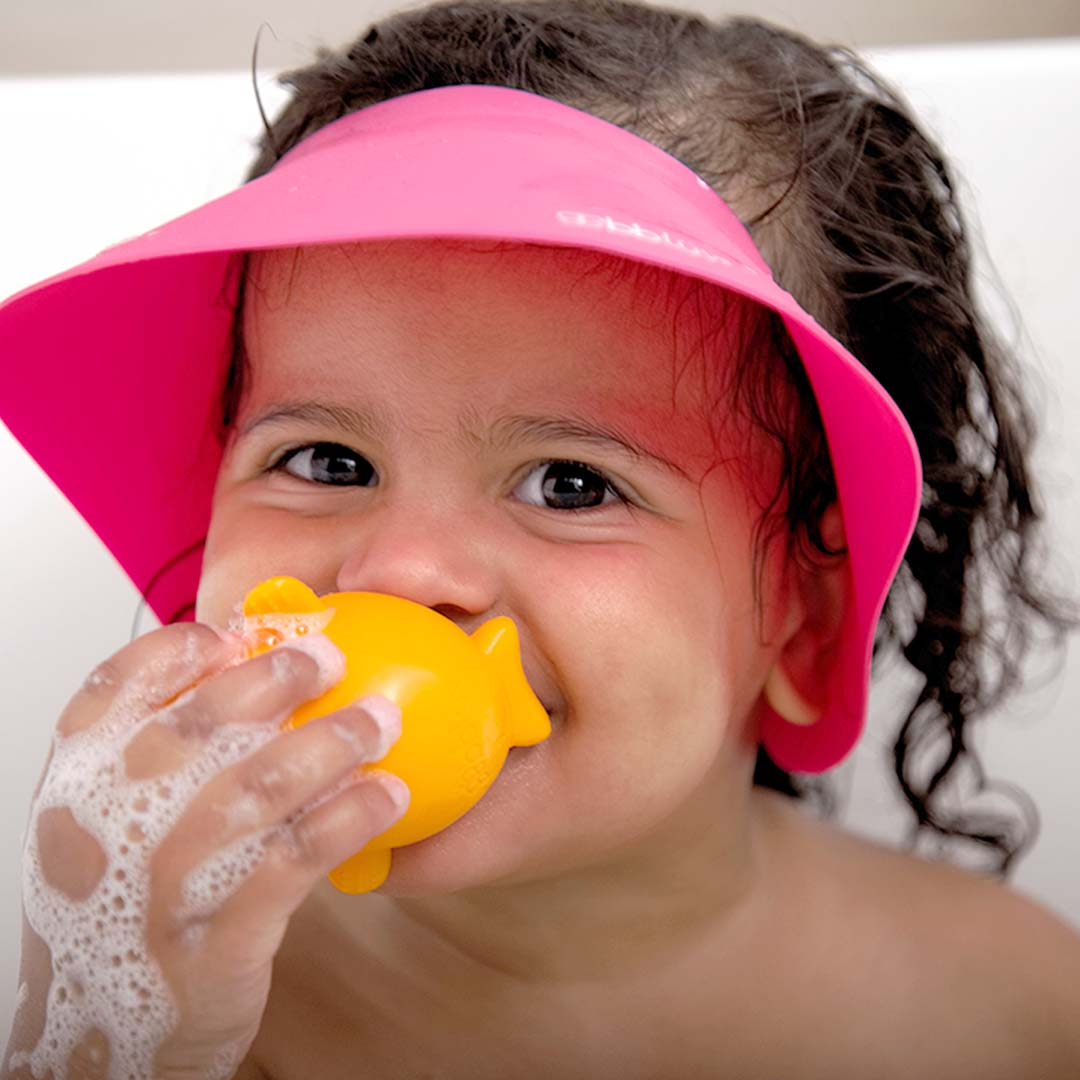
xmin=2 ymin=2 xmax=1079 ymax=1077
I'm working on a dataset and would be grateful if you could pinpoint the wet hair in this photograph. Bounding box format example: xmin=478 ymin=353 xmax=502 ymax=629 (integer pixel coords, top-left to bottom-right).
xmin=179 ymin=0 xmax=1076 ymax=875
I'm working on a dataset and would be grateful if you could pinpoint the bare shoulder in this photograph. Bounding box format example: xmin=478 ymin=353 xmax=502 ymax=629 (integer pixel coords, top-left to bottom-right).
xmin=759 ymin=791 xmax=1080 ymax=1075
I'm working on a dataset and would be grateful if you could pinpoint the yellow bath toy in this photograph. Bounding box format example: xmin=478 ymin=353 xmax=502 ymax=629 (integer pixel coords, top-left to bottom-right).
xmin=241 ymin=576 xmax=551 ymax=893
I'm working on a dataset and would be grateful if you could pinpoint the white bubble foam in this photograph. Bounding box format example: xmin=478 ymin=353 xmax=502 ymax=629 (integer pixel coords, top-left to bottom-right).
xmin=83 ymin=666 xmax=115 ymax=692
xmin=17 ymin=614 xmax=339 ymax=1079
xmin=18 ymin=680 xmax=280 ymax=1079
xmin=179 ymin=829 xmax=272 ymax=925
xmin=241 ymin=609 xmax=335 ymax=640
xmin=269 ymin=649 xmax=299 ymax=684
xmin=210 ymin=1039 xmax=247 ymax=1079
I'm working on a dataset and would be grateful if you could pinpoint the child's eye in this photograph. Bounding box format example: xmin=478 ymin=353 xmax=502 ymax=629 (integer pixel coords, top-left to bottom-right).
xmin=514 ymin=460 xmax=627 ymax=512
xmin=272 ymin=442 xmax=376 ymax=486
xmin=269 ymin=445 xmax=626 ymax=512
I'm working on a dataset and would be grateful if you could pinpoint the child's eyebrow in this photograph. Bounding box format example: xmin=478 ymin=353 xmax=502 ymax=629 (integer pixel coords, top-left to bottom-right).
xmin=241 ymin=401 xmax=689 ymax=479
xmin=241 ymin=401 xmax=383 ymax=442
xmin=485 ymin=413 xmax=690 ymax=479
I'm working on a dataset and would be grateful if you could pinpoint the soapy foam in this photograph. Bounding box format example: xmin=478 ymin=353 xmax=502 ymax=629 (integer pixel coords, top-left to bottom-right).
xmin=179 ymin=830 xmax=273 ymax=924
xmin=12 ymin=981 xmax=28 ymax=1022
xmin=83 ymin=666 xmax=115 ymax=691
xmin=231 ymin=609 xmax=335 ymax=642
xmin=14 ymin=622 xmax=322 ymax=1080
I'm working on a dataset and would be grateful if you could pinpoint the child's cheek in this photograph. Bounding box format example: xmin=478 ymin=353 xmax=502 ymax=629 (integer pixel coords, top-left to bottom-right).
xmin=194 ymin=556 xmax=241 ymax=629
xmin=193 ymin=513 xmax=268 ymax=629
xmin=533 ymin=538 xmax=728 ymax=690
xmin=194 ymin=493 xmax=316 ymax=626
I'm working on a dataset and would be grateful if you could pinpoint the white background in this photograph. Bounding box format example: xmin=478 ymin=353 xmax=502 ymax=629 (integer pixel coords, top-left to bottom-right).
xmin=1 ymin=38 xmax=1078 ymax=1040
xmin=3 ymin=0 xmax=1078 ymax=73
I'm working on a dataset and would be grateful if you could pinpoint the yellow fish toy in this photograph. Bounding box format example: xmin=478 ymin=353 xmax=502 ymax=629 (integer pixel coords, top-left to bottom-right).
xmin=240 ymin=575 xmax=551 ymax=893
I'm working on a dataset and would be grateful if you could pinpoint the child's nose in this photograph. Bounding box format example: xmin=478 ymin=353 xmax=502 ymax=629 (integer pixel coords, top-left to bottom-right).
xmin=333 ymin=500 xmax=500 ymax=619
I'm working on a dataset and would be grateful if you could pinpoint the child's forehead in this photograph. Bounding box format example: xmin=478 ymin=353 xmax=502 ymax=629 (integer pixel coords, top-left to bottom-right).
xmin=245 ymin=240 xmax=760 ymax=385
xmin=240 ymin=239 xmax=767 ymax=464
xmin=248 ymin=237 xmax=755 ymax=320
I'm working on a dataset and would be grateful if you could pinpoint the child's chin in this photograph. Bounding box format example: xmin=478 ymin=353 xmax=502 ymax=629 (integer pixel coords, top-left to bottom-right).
xmin=374 ymin=743 xmax=549 ymax=897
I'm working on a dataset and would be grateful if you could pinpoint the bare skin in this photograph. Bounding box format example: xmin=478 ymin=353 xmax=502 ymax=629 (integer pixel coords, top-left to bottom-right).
xmin=241 ymin=793 xmax=1080 ymax=1079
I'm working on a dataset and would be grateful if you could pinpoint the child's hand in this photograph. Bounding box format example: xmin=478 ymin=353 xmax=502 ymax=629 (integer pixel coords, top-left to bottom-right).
xmin=4 ymin=622 xmax=407 ymax=1079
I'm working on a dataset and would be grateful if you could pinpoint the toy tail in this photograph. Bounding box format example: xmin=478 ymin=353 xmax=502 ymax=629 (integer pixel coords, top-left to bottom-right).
xmin=328 ymin=848 xmax=393 ymax=894
xmin=470 ymin=618 xmax=551 ymax=747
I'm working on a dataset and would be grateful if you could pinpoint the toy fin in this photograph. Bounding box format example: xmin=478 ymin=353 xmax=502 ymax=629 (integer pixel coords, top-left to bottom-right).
xmin=470 ymin=618 xmax=551 ymax=747
xmin=242 ymin=576 xmax=325 ymax=616
xmin=329 ymin=847 xmax=393 ymax=894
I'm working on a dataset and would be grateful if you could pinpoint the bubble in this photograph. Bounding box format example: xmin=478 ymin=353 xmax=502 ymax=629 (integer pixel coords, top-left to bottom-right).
xmin=241 ymin=609 xmax=335 ymax=660
xmin=84 ymin=666 xmax=115 ymax=692
xmin=252 ymin=627 xmax=284 ymax=650
xmin=19 ymin=666 xmax=281 ymax=1078
xmin=180 ymin=830 xmax=271 ymax=926
xmin=270 ymin=650 xmax=297 ymax=683
xmin=179 ymin=920 xmax=206 ymax=946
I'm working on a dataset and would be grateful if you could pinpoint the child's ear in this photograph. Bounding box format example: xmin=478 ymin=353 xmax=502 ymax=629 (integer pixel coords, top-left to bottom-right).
xmin=763 ymin=503 xmax=849 ymax=728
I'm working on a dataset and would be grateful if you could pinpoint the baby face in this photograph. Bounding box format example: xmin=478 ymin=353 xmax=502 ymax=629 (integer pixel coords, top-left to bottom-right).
xmin=196 ymin=239 xmax=797 ymax=895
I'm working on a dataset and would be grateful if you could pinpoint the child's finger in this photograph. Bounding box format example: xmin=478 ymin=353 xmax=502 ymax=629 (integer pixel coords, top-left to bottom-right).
xmin=56 ymin=623 xmax=242 ymax=737
xmin=150 ymin=695 xmax=401 ymax=899
xmin=169 ymin=769 xmax=409 ymax=967
xmin=146 ymin=768 xmax=408 ymax=1075
xmin=121 ymin=636 xmax=345 ymax=781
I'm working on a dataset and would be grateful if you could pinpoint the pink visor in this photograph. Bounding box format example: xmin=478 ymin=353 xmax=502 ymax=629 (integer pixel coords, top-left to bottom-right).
xmin=0 ymin=85 xmax=920 ymax=773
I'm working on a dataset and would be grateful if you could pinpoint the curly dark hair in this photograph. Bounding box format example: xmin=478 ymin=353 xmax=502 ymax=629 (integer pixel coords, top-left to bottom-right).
xmin=173 ymin=0 xmax=1075 ymax=877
